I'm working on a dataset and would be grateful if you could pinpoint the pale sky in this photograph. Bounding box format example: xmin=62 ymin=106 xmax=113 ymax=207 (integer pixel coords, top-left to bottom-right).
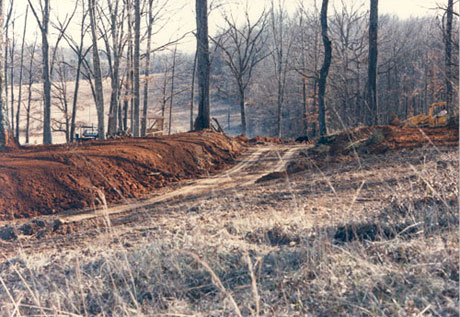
xmin=12 ymin=0 xmax=445 ymax=54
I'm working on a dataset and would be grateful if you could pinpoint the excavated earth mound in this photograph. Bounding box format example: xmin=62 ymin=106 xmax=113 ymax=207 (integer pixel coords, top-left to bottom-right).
xmin=0 ymin=131 xmax=244 ymax=220
xmin=258 ymin=126 xmax=459 ymax=182
xmin=310 ymin=125 xmax=459 ymax=157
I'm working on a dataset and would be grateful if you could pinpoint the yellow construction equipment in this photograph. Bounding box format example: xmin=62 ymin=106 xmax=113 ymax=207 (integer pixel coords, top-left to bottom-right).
xmin=403 ymin=102 xmax=448 ymax=128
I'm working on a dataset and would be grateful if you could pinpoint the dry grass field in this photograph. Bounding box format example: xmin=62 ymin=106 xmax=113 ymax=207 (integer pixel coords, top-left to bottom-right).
xmin=0 ymin=127 xmax=457 ymax=316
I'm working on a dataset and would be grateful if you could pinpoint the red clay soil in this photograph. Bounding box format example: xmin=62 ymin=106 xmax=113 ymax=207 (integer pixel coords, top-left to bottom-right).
xmin=314 ymin=125 xmax=458 ymax=157
xmin=276 ymin=125 xmax=459 ymax=179
xmin=0 ymin=131 xmax=245 ymax=220
xmin=381 ymin=126 xmax=458 ymax=150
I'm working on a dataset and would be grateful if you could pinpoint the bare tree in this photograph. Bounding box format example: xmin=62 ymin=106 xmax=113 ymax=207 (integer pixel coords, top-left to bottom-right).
xmin=0 ymin=0 xmax=9 ymax=147
xmin=292 ymin=2 xmax=322 ymax=137
xmin=194 ymin=0 xmax=211 ymax=131
xmin=329 ymin=1 xmax=367 ymax=127
xmin=160 ymin=55 xmax=170 ymax=118
xmin=28 ymin=0 xmax=52 ymax=144
xmin=51 ymin=51 xmax=72 ymax=142
xmin=15 ymin=5 xmax=28 ymax=141
xmin=3 ymin=0 xmax=12 ymax=135
xmin=366 ymin=0 xmax=378 ymax=125
xmin=88 ymin=0 xmax=105 ymax=139
xmin=125 ymin=0 xmax=134 ymax=131
xmin=140 ymin=0 xmax=176 ymax=135
xmin=142 ymin=0 xmax=154 ymax=136
xmin=97 ymin=0 xmax=126 ymax=136
xmin=189 ymin=51 xmax=197 ymax=131
xmin=270 ymin=0 xmax=294 ymax=138
xmin=318 ymin=0 xmax=331 ymax=136
xmin=122 ymin=72 xmax=130 ymax=131
xmin=25 ymin=40 xmax=38 ymax=144
xmin=444 ymin=0 xmax=454 ymax=121
xmin=213 ymin=8 xmax=269 ymax=135
xmin=58 ymin=0 xmax=89 ymax=142
xmin=133 ymin=0 xmax=141 ymax=137
xmin=168 ymin=45 xmax=177 ymax=135
xmin=8 ymin=18 xmax=15 ymax=136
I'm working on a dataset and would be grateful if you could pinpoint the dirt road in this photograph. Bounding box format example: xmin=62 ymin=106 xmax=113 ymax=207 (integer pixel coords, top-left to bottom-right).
xmin=1 ymin=144 xmax=307 ymax=258
xmin=59 ymin=144 xmax=304 ymax=223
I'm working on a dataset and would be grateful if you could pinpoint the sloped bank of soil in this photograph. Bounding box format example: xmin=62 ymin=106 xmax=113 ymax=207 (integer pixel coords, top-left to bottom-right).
xmin=309 ymin=125 xmax=458 ymax=157
xmin=258 ymin=126 xmax=459 ymax=182
xmin=0 ymin=131 xmax=244 ymax=220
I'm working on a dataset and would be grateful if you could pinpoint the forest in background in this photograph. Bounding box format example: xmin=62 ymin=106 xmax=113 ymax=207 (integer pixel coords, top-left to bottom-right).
xmin=0 ymin=0 xmax=458 ymax=144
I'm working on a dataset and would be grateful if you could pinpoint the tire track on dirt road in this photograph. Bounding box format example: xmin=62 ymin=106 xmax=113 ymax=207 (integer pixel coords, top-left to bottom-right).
xmin=59 ymin=144 xmax=307 ymax=224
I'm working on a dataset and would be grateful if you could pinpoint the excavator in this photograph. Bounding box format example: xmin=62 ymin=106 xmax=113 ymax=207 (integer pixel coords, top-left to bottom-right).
xmin=402 ymin=102 xmax=449 ymax=128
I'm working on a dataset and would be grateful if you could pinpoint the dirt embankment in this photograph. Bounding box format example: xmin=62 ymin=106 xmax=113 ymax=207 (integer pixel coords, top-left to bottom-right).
xmin=258 ymin=126 xmax=459 ymax=182
xmin=311 ymin=126 xmax=458 ymax=156
xmin=0 ymin=131 xmax=245 ymax=220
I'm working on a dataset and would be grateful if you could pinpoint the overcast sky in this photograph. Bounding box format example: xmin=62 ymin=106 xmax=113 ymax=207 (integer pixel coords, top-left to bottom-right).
xmin=13 ymin=0 xmax=444 ymax=54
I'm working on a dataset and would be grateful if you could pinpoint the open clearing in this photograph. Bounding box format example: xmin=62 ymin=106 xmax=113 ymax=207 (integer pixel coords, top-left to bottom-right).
xmin=0 ymin=126 xmax=458 ymax=315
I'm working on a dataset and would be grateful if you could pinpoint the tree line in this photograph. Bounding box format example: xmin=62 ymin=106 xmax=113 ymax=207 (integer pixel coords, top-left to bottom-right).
xmin=0 ymin=0 xmax=458 ymax=147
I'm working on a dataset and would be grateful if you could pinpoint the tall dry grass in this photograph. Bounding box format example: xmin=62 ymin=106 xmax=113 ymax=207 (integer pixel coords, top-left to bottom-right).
xmin=0 ymin=147 xmax=457 ymax=316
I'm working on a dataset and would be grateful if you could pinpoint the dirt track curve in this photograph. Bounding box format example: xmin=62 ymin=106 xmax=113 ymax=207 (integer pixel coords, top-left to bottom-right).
xmin=1 ymin=143 xmax=308 ymax=258
xmin=60 ymin=144 xmax=305 ymax=223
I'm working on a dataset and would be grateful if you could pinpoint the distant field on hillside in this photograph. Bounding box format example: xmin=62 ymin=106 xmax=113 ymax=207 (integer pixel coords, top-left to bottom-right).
xmin=9 ymin=75 xmax=243 ymax=145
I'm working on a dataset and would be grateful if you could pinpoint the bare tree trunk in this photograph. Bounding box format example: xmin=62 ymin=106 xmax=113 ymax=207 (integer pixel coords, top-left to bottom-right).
xmin=194 ymin=0 xmax=210 ymax=131
xmin=129 ymin=49 xmax=134 ymax=131
xmin=318 ymin=0 xmax=331 ymax=136
xmin=9 ymin=20 xmax=14 ymax=137
xmin=0 ymin=0 xmax=8 ymax=147
xmin=272 ymin=5 xmax=284 ymax=138
xmin=70 ymin=53 xmax=83 ymax=142
xmin=117 ymin=85 xmax=123 ymax=131
xmin=190 ymin=50 xmax=197 ymax=131
xmin=16 ymin=6 xmax=28 ymax=141
xmin=116 ymin=76 xmax=122 ymax=132
xmin=133 ymin=0 xmax=140 ymax=137
xmin=141 ymin=0 xmax=154 ymax=137
xmin=3 ymin=2 xmax=11 ymax=138
xmin=107 ymin=57 xmax=120 ymax=136
xmin=312 ymin=80 xmax=318 ymax=137
xmin=367 ymin=0 xmax=378 ymax=126
xmin=88 ymin=0 xmax=105 ymax=140
xmin=298 ymin=12 xmax=309 ymax=136
xmin=161 ymin=64 xmax=168 ymax=118
xmin=239 ymin=87 xmax=246 ymax=134
xmin=445 ymin=0 xmax=454 ymax=121
xmin=270 ymin=1 xmax=292 ymax=138
xmin=302 ymin=77 xmax=307 ymax=135
xmin=126 ymin=2 xmax=134 ymax=132
xmin=105 ymin=1 xmax=121 ymax=137
xmin=141 ymin=54 xmax=151 ymax=136
xmin=276 ymin=67 xmax=283 ymax=137
xmin=25 ymin=41 xmax=36 ymax=144
xmin=25 ymin=85 xmax=32 ymax=144
xmin=41 ymin=1 xmax=51 ymax=144
xmin=29 ymin=0 xmax=52 ymax=144
xmin=123 ymin=81 xmax=129 ymax=131
xmin=168 ymin=45 xmax=177 ymax=135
